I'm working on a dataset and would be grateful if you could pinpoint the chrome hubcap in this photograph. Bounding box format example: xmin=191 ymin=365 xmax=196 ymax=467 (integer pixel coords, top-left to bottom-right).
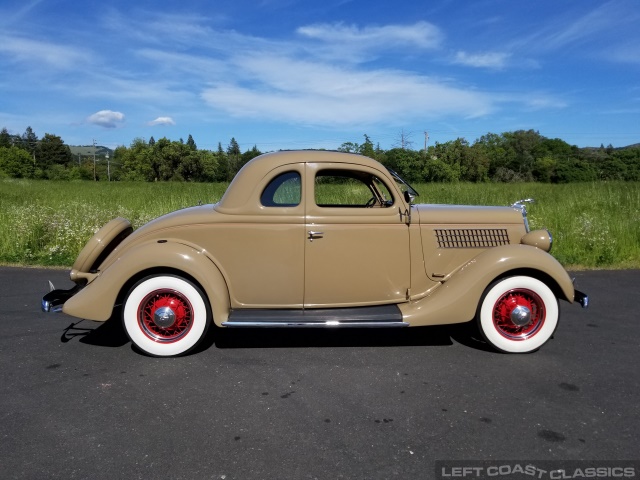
xmin=510 ymin=305 xmax=531 ymax=326
xmin=153 ymin=306 xmax=176 ymax=329
xmin=492 ymin=288 xmax=545 ymax=340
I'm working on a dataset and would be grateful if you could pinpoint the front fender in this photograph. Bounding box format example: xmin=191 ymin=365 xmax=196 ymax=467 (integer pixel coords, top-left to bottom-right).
xmin=62 ymin=240 xmax=230 ymax=325
xmin=400 ymin=244 xmax=575 ymax=327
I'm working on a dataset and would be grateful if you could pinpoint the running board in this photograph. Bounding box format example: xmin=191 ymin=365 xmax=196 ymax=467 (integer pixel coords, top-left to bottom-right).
xmin=222 ymin=305 xmax=408 ymax=328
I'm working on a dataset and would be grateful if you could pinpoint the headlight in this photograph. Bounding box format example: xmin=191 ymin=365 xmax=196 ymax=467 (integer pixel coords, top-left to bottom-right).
xmin=521 ymin=229 xmax=553 ymax=252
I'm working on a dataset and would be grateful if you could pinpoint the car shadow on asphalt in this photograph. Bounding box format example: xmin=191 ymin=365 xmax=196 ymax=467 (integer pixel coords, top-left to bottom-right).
xmin=60 ymin=313 xmax=497 ymax=355
xmin=61 ymin=308 xmax=130 ymax=348
xmin=201 ymin=320 xmax=496 ymax=353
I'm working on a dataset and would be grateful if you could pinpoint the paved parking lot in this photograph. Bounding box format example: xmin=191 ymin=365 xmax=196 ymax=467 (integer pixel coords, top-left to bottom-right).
xmin=1 ymin=267 xmax=638 ymax=479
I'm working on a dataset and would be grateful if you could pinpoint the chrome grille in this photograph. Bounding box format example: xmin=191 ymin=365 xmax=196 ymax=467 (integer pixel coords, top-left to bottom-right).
xmin=435 ymin=229 xmax=510 ymax=248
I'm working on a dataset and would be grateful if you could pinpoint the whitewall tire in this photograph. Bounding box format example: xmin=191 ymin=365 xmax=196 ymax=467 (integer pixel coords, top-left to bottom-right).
xmin=477 ymin=276 xmax=558 ymax=353
xmin=123 ymin=275 xmax=211 ymax=357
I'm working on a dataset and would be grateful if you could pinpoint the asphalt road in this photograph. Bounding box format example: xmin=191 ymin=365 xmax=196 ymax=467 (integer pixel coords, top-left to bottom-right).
xmin=0 ymin=267 xmax=638 ymax=480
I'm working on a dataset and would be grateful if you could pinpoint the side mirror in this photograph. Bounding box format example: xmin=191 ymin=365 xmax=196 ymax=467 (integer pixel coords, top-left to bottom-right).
xmin=404 ymin=191 xmax=415 ymax=204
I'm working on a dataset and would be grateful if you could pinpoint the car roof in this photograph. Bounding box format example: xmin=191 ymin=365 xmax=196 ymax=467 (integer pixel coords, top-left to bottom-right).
xmin=217 ymin=150 xmax=388 ymax=211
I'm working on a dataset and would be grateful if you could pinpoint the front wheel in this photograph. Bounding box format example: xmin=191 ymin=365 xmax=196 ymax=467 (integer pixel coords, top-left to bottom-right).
xmin=477 ymin=276 xmax=558 ymax=353
xmin=123 ymin=275 xmax=211 ymax=357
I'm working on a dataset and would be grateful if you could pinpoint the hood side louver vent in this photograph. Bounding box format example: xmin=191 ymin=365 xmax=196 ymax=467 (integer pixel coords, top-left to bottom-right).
xmin=435 ymin=229 xmax=510 ymax=248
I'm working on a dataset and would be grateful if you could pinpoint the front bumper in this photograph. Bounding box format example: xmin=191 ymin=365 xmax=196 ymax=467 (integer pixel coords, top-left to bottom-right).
xmin=574 ymin=289 xmax=589 ymax=308
xmin=42 ymin=285 xmax=82 ymax=313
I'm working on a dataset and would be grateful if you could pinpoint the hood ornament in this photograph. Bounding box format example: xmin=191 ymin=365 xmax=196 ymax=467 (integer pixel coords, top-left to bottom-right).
xmin=511 ymin=198 xmax=535 ymax=232
xmin=511 ymin=198 xmax=535 ymax=214
xmin=511 ymin=198 xmax=535 ymax=208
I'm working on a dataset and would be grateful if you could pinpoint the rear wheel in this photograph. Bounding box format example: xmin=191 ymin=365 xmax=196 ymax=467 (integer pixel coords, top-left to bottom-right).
xmin=123 ymin=275 xmax=211 ymax=357
xmin=477 ymin=276 xmax=558 ymax=353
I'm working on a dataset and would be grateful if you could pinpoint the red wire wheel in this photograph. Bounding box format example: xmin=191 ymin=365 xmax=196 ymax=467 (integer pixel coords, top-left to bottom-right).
xmin=138 ymin=289 xmax=194 ymax=343
xmin=492 ymin=288 xmax=545 ymax=340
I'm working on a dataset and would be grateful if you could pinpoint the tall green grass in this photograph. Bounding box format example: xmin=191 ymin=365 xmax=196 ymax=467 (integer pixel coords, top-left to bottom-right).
xmin=0 ymin=180 xmax=225 ymax=266
xmin=1 ymin=179 xmax=638 ymax=268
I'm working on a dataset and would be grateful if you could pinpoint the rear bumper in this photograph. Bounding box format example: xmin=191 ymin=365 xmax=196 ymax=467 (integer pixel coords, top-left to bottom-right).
xmin=41 ymin=285 xmax=82 ymax=313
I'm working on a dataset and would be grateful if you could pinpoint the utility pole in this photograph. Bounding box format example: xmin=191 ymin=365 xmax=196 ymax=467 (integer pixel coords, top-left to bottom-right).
xmin=424 ymin=131 xmax=429 ymax=153
xmin=93 ymin=139 xmax=97 ymax=181
xmin=106 ymin=153 xmax=110 ymax=181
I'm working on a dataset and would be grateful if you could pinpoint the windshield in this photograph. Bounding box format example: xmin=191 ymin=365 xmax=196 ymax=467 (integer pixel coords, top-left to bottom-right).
xmin=386 ymin=168 xmax=419 ymax=202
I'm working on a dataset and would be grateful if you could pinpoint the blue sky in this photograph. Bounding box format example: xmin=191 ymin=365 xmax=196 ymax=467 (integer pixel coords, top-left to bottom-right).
xmin=1 ymin=0 xmax=639 ymax=152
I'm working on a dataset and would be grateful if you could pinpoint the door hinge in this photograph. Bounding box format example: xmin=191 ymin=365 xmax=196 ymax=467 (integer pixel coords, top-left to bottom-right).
xmin=406 ymin=288 xmax=411 ymax=300
xmin=399 ymin=208 xmax=411 ymax=225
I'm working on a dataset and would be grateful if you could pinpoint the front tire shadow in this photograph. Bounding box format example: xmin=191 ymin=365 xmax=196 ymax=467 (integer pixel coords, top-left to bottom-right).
xmin=447 ymin=320 xmax=498 ymax=353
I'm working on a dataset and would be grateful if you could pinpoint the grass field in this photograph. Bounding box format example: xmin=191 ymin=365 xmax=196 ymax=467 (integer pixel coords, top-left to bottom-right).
xmin=1 ymin=179 xmax=638 ymax=269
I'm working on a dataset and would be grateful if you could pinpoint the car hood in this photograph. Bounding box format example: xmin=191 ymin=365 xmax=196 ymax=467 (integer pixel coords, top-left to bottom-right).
xmin=414 ymin=204 xmax=524 ymax=225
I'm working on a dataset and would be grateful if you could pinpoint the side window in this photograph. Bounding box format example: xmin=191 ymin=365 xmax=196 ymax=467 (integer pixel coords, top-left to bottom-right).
xmin=261 ymin=171 xmax=301 ymax=207
xmin=315 ymin=170 xmax=394 ymax=208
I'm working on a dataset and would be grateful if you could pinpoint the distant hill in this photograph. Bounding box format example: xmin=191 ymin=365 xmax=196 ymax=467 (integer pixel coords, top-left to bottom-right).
xmin=583 ymin=143 xmax=640 ymax=151
xmin=68 ymin=145 xmax=113 ymax=157
xmin=620 ymin=143 xmax=640 ymax=150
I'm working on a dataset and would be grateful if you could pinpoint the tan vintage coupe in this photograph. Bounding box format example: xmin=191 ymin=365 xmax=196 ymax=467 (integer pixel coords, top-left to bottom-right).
xmin=43 ymin=150 xmax=588 ymax=356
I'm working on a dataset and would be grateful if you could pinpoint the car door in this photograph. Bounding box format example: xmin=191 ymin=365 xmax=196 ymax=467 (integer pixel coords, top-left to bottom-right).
xmin=303 ymin=162 xmax=411 ymax=307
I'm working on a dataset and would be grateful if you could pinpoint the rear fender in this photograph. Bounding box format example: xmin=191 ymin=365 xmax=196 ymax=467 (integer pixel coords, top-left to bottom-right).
xmin=70 ymin=217 xmax=132 ymax=283
xmin=400 ymin=244 xmax=575 ymax=326
xmin=62 ymin=241 xmax=230 ymax=326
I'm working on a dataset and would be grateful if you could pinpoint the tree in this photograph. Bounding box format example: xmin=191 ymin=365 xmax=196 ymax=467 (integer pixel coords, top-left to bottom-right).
xmin=337 ymin=141 xmax=359 ymax=153
xmin=502 ymin=129 xmax=543 ymax=177
xmin=0 ymin=128 xmax=12 ymax=148
xmin=0 ymin=146 xmax=34 ymax=178
xmin=532 ymin=156 xmax=556 ymax=182
xmin=215 ymin=142 xmax=229 ymax=182
xmin=119 ymin=138 xmax=154 ymax=181
xmin=186 ymin=134 xmax=197 ymax=151
xmin=240 ymin=145 xmax=262 ymax=170
xmin=176 ymin=147 xmax=203 ymax=181
xmin=554 ymin=157 xmax=597 ymax=183
xmin=394 ymin=129 xmax=413 ymax=150
xmin=199 ymin=150 xmax=219 ymax=182
xmin=20 ymin=126 xmax=38 ymax=165
xmin=154 ymin=137 xmax=183 ymax=180
xmin=226 ymin=138 xmax=241 ymax=180
xmin=38 ymin=134 xmax=72 ymax=177
xmin=475 ymin=132 xmax=509 ymax=178
xmin=383 ymin=148 xmax=423 ymax=182
xmin=424 ymin=157 xmax=459 ymax=182
xmin=360 ymin=134 xmax=375 ymax=159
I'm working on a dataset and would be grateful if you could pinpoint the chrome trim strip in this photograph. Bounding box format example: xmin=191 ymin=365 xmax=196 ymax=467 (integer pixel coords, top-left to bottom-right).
xmin=222 ymin=321 xmax=409 ymax=328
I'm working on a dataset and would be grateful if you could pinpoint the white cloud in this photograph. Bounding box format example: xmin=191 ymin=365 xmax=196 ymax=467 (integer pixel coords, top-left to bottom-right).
xmin=202 ymin=55 xmax=493 ymax=126
xmin=0 ymin=34 xmax=90 ymax=69
xmin=147 ymin=116 xmax=176 ymax=126
xmin=453 ymin=51 xmax=510 ymax=69
xmin=87 ymin=110 xmax=125 ymax=128
xmin=297 ymin=21 xmax=442 ymax=50
xmin=296 ymin=21 xmax=442 ymax=62
xmin=0 ymin=0 xmax=45 ymax=27
xmin=513 ymin=1 xmax=640 ymax=55
xmin=2 ymin=10 xmax=569 ymax=138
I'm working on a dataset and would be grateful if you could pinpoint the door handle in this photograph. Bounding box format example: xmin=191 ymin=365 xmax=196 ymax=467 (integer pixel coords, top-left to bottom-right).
xmin=308 ymin=231 xmax=324 ymax=241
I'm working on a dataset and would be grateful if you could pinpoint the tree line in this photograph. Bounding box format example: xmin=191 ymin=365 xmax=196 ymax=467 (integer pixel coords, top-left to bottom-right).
xmin=1 ymin=126 xmax=639 ymax=183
